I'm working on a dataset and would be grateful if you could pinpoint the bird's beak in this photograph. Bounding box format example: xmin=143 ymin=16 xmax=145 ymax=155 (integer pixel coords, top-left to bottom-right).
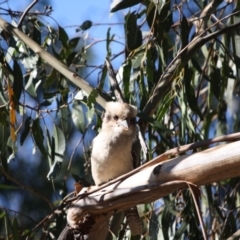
xmin=118 ymin=119 xmax=129 ymax=129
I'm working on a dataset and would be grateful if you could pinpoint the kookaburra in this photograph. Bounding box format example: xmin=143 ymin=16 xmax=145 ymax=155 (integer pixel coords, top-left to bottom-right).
xmin=91 ymin=101 xmax=142 ymax=236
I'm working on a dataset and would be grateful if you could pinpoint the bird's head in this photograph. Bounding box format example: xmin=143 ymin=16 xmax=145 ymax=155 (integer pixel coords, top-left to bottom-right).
xmin=102 ymin=102 xmax=138 ymax=135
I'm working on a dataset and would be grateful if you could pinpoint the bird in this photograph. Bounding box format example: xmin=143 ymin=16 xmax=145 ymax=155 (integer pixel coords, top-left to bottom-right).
xmin=91 ymin=101 xmax=142 ymax=236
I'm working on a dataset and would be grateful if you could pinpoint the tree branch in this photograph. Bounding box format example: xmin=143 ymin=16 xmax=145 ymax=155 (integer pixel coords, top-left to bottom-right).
xmin=18 ymin=0 xmax=38 ymax=28
xmin=67 ymin=140 xmax=240 ymax=232
xmin=66 ymin=132 xmax=240 ymax=204
xmin=105 ymin=57 xmax=125 ymax=103
xmin=0 ymin=17 xmax=107 ymax=108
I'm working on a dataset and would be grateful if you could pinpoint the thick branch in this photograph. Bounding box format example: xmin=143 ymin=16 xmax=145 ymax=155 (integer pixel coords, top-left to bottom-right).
xmin=67 ymin=141 xmax=240 ymax=225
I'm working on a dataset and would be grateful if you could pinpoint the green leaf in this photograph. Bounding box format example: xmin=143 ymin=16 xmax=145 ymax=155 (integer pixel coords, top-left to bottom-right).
xmin=24 ymin=74 xmax=37 ymax=97
xmin=147 ymin=1 xmax=172 ymax=39
xmin=87 ymin=89 xmax=98 ymax=108
xmin=58 ymin=25 xmax=69 ymax=48
xmin=32 ymin=118 xmax=47 ymax=157
xmin=0 ymin=106 xmax=8 ymax=125
xmin=106 ymin=28 xmax=111 ymax=55
xmin=0 ymin=125 xmax=9 ymax=171
xmin=13 ymin=60 xmax=23 ymax=103
xmin=180 ymin=14 xmax=189 ymax=59
xmin=161 ymin=206 xmax=171 ymax=240
xmin=46 ymin=125 xmax=65 ymax=179
xmin=138 ymin=69 xmax=149 ymax=105
xmin=149 ymin=211 xmax=159 ymax=240
xmin=125 ymin=12 xmax=142 ymax=51
xmin=0 ymin=184 xmax=19 ymax=190
xmin=20 ymin=117 xmax=32 ymax=145
xmin=87 ymin=106 xmax=95 ymax=124
xmin=47 ymin=161 xmax=62 ymax=180
xmin=131 ymin=49 xmax=145 ymax=69
xmin=44 ymin=68 xmax=57 ymax=88
xmin=72 ymin=101 xmax=87 ymax=133
xmin=173 ymin=220 xmax=188 ymax=239
xmin=58 ymin=101 xmax=72 ymax=135
xmin=156 ymin=90 xmax=174 ymax=122
xmin=68 ymin=37 xmax=80 ymax=48
xmin=12 ymin=217 xmax=19 ymax=240
xmin=52 ymin=125 xmax=66 ymax=163
xmin=184 ymin=65 xmax=203 ymax=120
xmin=111 ymin=0 xmax=142 ymax=12
xmin=32 ymin=23 xmax=41 ymax=45
xmin=66 ymin=51 xmax=77 ymax=66
xmin=6 ymin=47 xmax=15 ymax=63
xmin=122 ymin=60 xmax=131 ymax=100
xmin=210 ymin=66 xmax=221 ymax=100
xmin=4 ymin=211 xmax=11 ymax=238
xmin=43 ymin=91 xmax=59 ymax=99
xmin=98 ymin=64 xmax=107 ymax=90
xmin=59 ymin=87 xmax=69 ymax=97
xmin=7 ymin=137 xmax=17 ymax=163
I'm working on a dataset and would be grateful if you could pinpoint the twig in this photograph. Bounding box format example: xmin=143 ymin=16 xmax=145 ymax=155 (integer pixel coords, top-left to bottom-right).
xmin=187 ymin=182 xmax=207 ymax=240
xmin=0 ymin=206 xmax=38 ymax=224
xmin=18 ymin=0 xmax=39 ymax=28
xmin=105 ymin=57 xmax=125 ymax=103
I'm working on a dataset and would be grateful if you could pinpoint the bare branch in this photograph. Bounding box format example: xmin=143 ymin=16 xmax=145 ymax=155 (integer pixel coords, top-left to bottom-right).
xmin=105 ymin=57 xmax=125 ymax=103
xmin=18 ymin=0 xmax=38 ymax=28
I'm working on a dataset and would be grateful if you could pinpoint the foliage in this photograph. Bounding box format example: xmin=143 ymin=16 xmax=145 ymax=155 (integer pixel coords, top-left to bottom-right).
xmin=0 ymin=0 xmax=240 ymax=239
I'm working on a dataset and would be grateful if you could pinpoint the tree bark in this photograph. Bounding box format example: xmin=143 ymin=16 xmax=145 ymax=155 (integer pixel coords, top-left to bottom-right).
xmin=66 ymin=140 xmax=240 ymax=239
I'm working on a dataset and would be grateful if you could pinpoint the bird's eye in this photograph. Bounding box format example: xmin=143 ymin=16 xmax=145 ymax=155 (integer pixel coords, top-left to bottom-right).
xmin=113 ymin=115 xmax=119 ymax=121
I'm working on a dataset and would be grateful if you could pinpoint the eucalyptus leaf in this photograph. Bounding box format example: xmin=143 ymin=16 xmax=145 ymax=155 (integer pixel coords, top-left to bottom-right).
xmin=32 ymin=118 xmax=47 ymax=157
xmin=72 ymin=101 xmax=87 ymax=133
xmin=13 ymin=60 xmax=23 ymax=103
xmin=68 ymin=37 xmax=80 ymax=49
xmin=20 ymin=117 xmax=32 ymax=146
xmin=125 ymin=12 xmax=142 ymax=51
xmin=58 ymin=25 xmax=69 ymax=47
xmin=46 ymin=161 xmax=62 ymax=180
xmin=52 ymin=125 xmax=66 ymax=163
xmin=111 ymin=0 xmax=142 ymax=12
xmin=87 ymin=89 xmax=98 ymax=108
xmin=12 ymin=217 xmax=19 ymax=240
xmin=149 ymin=211 xmax=159 ymax=240
xmin=46 ymin=125 xmax=66 ymax=179
xmin=87 ymin=106 xmax=95 ymax=123
xmin=25 ymin=75 xmax=37 ymax=97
